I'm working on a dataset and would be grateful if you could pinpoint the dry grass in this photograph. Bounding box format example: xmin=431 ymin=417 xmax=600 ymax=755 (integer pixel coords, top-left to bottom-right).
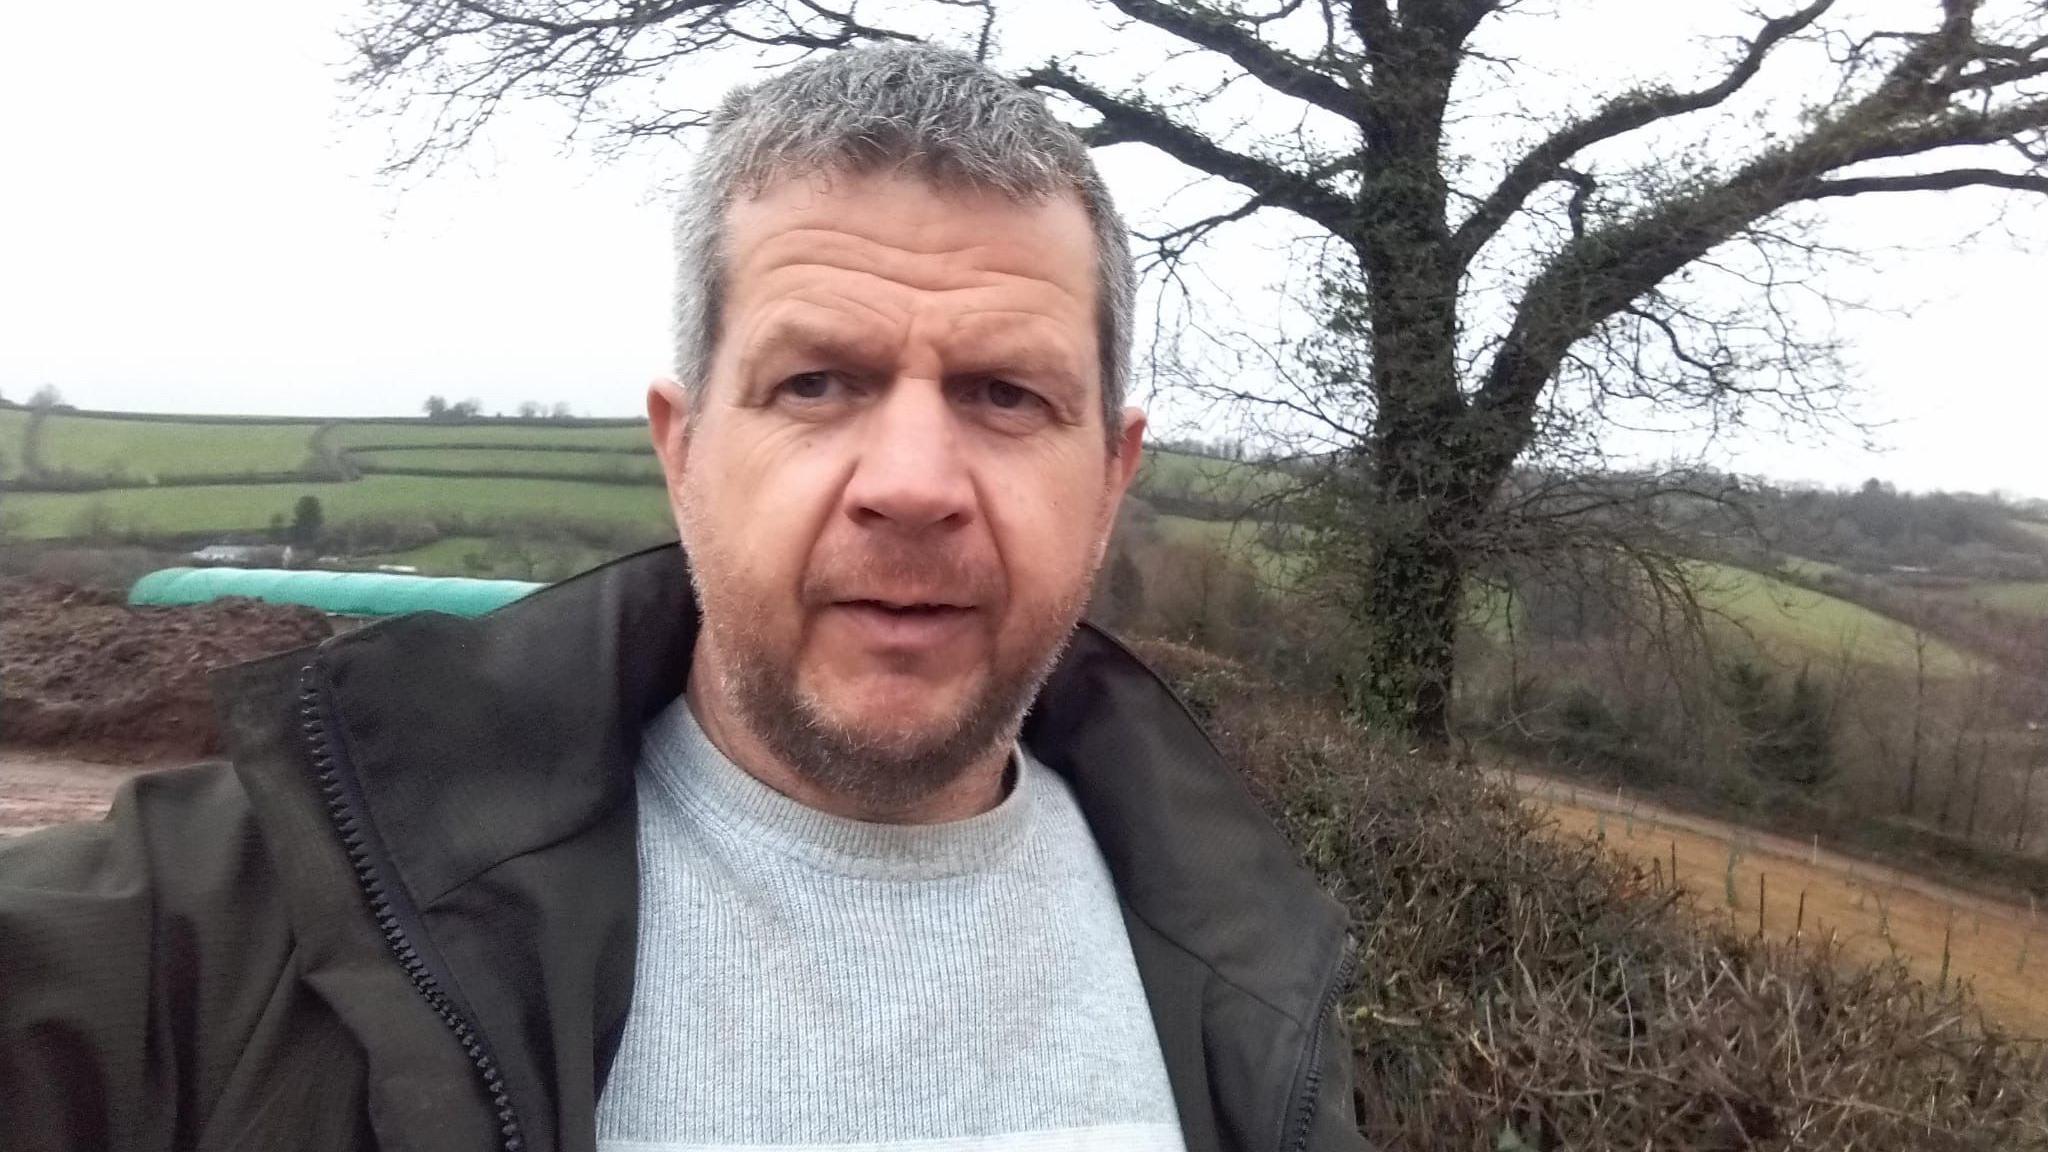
xmin=1134 ymin=637 xmax=2048 ymax=1150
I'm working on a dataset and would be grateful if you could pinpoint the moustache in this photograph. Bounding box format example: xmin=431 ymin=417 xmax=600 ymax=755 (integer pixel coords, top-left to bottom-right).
xmin=801 ymin=544 xmax=1003 ymax=610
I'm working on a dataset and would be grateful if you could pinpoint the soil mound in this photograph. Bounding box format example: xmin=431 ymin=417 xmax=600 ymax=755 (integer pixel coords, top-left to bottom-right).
xmin=1 ymin=580 xmax=332 ymax=763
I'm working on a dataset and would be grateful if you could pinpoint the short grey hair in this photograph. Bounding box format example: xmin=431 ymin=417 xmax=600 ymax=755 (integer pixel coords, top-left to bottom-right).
xmin=672 ymin=43 xmax=1135 ymax=449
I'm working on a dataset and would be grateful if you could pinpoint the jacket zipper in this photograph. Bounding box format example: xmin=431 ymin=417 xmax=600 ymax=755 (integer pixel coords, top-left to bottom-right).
xmin=1282 ymin=940 xmax=1357 ymax=1152
xmin=298 ymin=665 xmax=527 ymax=1152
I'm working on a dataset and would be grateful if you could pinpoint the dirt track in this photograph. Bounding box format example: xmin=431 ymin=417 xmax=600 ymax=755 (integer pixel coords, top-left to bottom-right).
xmin=1509 ymin=770 xmax=2048 ymax=1039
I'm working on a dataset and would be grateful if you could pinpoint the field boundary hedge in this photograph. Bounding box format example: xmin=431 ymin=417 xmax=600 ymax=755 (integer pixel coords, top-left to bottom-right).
xmin=7 ymin=469 xmax=344 ymax=493
xmin=347 ymin=464 xmax=661 ymax=486
xmin=340 ymin=442 xmax=652 ymax=455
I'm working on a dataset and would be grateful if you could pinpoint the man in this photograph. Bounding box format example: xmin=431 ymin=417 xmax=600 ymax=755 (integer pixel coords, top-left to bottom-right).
xmin=0 ymin=45 xmax=1362 ymax=1152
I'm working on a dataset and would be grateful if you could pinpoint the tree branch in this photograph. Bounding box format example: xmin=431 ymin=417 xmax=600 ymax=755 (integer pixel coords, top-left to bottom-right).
xmin=1449 ymin=0 xmax=1836 ymax=273
xmin=1347 ymin=0 xmax=1392 ymax=48
xmin=1801 ymin=167 xmax=2048 ymax=198
xmin=1020 ymin=63 xmax=1360 ymax=236
xmin=1101 ymin=0 xmax=1364 ymax=119
xmin=1470 ymin=90 xmax=2048 ymax=487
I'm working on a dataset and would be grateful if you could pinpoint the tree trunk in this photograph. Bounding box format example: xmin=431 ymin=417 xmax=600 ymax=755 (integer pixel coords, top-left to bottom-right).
xmin=2019 ymin=756 xmax=2043 ymax=853
xmin=1963 ymin=733 xmax=1991 ymax=842
xmin=1938 ymin=724 xmax=1967 ymax=829
xmin=1905 ymin=626 xmax=1928 ymax=815
xmin=1355 ymin=514 xmax=1463 ymax=740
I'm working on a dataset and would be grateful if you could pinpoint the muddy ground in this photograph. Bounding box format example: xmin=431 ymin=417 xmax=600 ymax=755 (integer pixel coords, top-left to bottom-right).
xmin=1 ymin=579 xmax=330 ymax=765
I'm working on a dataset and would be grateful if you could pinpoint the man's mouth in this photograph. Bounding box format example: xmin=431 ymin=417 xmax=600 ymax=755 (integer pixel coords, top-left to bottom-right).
xmin=829 ymin=599 xmax=979 ymax=649
xmin=845 ymin=598 xmax=973 ymax=615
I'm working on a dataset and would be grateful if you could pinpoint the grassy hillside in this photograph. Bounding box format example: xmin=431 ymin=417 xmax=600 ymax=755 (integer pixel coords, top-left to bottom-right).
xmin=5 ymin=475 xmax=673 ymax=539
xmin=1154 ymin=514 xmax=1305 ymax=582
xmin=349 ymin=446 xmax=664 ymax=479
xmin=1919 ymin=579 xmax=2048 ymax=619
xmin=1136 ymin=450 xmax=1293 ymax=508
xmin=1693 ymin=561 xmax=1977 ymax=676
xmin=368 ymin=534 xmax=630 ymax=580
xmin=34 ymin=414 xmax=321 ymax=480
xmin=1464 ymin=560 xmax=1981 ymax=676
xmin=0 ymin=407 xmax=27 ymax=479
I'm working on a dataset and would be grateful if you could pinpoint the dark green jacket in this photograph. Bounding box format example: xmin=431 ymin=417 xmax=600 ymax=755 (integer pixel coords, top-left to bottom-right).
xmin=1 ymin=545 xmax=1362 ymax=1152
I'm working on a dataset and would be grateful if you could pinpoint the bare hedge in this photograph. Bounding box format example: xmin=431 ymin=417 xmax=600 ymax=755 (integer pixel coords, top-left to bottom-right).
xmin=1132 ymin=637 xmax=2048 ymax=1151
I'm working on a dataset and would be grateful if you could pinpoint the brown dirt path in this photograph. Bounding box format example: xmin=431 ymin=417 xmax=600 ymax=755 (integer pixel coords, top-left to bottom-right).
xmin=1506 ymin=770 xmax=2048 ymax=1039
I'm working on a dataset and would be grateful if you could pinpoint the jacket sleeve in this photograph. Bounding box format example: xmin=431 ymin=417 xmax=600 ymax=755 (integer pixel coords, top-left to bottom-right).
xmin=0 ymin=762 xmax=293 ymax=1152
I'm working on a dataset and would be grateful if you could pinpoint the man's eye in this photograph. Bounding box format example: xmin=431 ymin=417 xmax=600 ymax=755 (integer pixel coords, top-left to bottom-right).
xmin=987 ymin=379 xmax=1032 ymax=409
xmin=963 ymin=377 xmax=1044 ymax=413
xmin=780 ymin=372 xmax=835 ymax=400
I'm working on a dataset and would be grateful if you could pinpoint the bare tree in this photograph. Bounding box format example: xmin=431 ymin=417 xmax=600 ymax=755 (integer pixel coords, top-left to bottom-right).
xmin=345 ymin=0 xmax=2048 ymax=737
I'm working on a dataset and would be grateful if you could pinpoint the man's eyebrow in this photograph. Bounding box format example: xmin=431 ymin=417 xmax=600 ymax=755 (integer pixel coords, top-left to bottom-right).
xmin=941 ymin=321 xmax=1087 ymax=388
xmin=737 ymin=311 xmax=890 ymax=369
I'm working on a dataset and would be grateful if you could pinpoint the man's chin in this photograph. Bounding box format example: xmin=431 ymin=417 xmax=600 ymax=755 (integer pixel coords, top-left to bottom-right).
xmin=801 ymin=689 xmax=984 ymax=757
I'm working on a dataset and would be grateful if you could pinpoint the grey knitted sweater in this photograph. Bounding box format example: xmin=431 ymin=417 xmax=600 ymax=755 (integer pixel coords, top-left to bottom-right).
xmin=593 ymin=696 xmax=1186 ymax=1152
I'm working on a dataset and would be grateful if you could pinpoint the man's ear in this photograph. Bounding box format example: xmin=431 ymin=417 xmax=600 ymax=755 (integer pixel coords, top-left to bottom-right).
xmin=1109 ymin=406 xmax=1147 ymax=499
xmin=648 ymin=377 xmax=693 ymax=482
xmin=1094 ymin=406 xmax=1148 ymax=567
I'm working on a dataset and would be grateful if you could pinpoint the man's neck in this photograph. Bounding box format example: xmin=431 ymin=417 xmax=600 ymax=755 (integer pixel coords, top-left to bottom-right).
xmin=682 ymin=658 xmax=1010 ymax=826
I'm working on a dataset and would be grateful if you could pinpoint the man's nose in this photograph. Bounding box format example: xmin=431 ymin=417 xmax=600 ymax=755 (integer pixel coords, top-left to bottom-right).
xmin=843 ymin=378 xmax=975 ymax=532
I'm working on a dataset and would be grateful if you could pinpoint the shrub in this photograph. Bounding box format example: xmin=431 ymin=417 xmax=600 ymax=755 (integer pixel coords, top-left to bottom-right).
xmin=1722 ymin=658 xmax=1837 ymax=788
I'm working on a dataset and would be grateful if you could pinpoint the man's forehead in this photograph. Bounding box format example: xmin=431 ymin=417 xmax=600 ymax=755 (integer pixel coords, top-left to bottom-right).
xmin=721 ymin=169 xmax=1099 ymax=285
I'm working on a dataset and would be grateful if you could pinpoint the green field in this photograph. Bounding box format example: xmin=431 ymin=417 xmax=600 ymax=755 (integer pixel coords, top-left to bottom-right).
xmin=326 ymin=421 xmax=647 ymax=451
xmin=350 ymin=447 xmax=663 ymax=479
xmin=1155 ymin=514 xmax=1305 ymax=583
xmin=4 ymin=474 xmax=674 ymax=539
xmin=33 ymin=414 xmax=322 ymax=481
xmin=1934 ymin=580 xmax=2048 ymax=618
xmin=1464 ymin=561 xmax=1979 ymax=675
xmin=0 ymin=411 xmax=652 ymax=487
xmin=1691 ymin=562 xmax=1976 ymax=676
xmin=1137 ymin=451 xmax=1293 ymax=507
xmin=368 ymin=534 xmax=630 ymax=580
xmin=0 ymin=408 xmax=28 ymax=479
xmin=1778 ymin=555 xmax=1853 ymax=582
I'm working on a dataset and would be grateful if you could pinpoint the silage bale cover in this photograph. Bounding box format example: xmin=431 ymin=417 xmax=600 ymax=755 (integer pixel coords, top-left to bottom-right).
xmin=129 ymin=567 xmax=541 ymax=618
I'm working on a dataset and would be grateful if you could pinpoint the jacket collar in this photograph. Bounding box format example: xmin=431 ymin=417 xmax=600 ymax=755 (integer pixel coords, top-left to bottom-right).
xmin=245 ymin=543 xmax=1348 ymax=1151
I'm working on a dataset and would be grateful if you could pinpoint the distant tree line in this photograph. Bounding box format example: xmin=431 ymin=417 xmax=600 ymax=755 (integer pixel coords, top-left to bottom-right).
xmin=1764 ymin=480 xmax=2048 ymax=579
xmin=422 ymin=395 xmax=580 ymax=421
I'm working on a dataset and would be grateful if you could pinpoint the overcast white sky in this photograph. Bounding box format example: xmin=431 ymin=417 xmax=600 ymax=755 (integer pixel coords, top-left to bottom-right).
xmin=0 ymin=0 xmax=2041 ymax=498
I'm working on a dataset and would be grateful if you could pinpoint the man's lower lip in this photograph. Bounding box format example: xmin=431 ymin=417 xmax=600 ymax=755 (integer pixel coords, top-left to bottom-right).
xmin=828 ymin=602 xmax=977 ymax=648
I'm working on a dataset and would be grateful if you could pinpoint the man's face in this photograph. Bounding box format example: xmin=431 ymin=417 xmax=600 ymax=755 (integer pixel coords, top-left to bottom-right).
xmin=650 ymin=169 xmax=1145 ymax=813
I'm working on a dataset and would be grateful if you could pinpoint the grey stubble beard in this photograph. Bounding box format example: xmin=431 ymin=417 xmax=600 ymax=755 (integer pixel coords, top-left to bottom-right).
xmin=682 ymin=510 xmax=1100 ymax=820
